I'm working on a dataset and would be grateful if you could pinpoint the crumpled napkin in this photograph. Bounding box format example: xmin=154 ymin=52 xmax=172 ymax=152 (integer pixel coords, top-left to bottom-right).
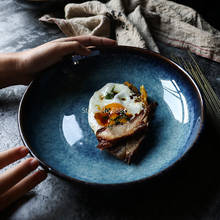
xmin=39 ymin=0 xmax=220 ymax=63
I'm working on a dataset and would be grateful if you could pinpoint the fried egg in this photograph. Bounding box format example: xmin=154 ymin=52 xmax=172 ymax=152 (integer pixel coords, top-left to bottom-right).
xmin=88 ymin=82 xmax=147 ymax=133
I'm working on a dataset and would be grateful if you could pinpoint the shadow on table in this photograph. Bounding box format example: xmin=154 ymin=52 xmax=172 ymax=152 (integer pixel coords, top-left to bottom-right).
xmin=1 ymin=107 xmax=220 ymax=219
xmin=1 ymin=192 xmax=36 ymax=219
xmin=71 ymin=121 xmax=220 ymax=219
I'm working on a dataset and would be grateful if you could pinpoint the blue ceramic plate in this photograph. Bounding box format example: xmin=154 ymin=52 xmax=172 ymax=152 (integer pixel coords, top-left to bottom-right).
xmin=18 ymin=46 xmax=204 ymax=186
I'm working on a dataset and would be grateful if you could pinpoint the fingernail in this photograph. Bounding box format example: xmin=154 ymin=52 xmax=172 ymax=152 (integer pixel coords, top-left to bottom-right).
xmin=19 ymin=146 xmax=29 ymax=156
xmin=35 ymin=170 xmax=48 ymax=182
xmin=29 ymin=158 xmax=39 ymax=169
xmin=38 ymin=170 xmax=48 ymax=179
xmin=110 ymin=39 xmax=117 ymax=44
xmin=85 ymin=48 xmax=91 ymax=55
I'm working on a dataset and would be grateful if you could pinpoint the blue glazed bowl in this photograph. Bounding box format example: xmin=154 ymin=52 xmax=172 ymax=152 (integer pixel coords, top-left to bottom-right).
xmin=18 ymin=46 xmax=204 ymax=187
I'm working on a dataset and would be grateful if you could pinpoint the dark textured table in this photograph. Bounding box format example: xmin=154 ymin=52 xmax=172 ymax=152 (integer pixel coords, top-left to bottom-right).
xmin=1 ymin=1 xmax=220 ymax=219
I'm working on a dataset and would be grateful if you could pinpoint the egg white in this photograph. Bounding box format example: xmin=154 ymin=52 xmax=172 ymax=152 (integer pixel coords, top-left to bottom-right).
xmin=88 ymin=83 xmax=144 ymax=133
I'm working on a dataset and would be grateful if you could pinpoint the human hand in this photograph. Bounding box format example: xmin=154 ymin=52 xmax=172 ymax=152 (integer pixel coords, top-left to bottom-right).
xmin=0 ymin=36 xmax=116 ymax=88
xmin=16 ymin=36 xmax=116 ymax=85
xmin=0 ymin=146 xmax=47 ymax=211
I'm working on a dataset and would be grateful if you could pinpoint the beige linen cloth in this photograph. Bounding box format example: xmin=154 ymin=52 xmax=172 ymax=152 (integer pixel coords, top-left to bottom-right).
xmin=39 ymin=0 xmax=220 ymax=63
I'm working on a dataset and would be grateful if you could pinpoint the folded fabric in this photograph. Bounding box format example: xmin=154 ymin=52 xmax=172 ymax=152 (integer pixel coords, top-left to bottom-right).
xmin=39 ymin=0 xmax=220 ymax=63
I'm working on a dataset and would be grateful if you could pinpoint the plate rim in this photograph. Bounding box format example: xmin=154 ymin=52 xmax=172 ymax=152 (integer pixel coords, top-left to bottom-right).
xmin=18 ymin=45 xmax=204 ymax=187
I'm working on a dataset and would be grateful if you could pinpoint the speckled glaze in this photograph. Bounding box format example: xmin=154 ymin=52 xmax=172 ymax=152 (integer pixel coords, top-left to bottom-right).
xmin=18 ymin=46 xmax=203 ymax=186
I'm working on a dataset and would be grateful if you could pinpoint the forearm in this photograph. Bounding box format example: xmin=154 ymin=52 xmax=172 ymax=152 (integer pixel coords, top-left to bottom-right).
xmin=0 ymin=53 xmax=23 ymax=89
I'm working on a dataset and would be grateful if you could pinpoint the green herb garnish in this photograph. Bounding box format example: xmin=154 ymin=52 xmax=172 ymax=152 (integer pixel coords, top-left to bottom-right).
xmin=105 ymin=86 xmax=118 ymax=99
xmin=102 ymin=115 xmax=109 ymax=120
xmin=104 ymin=108 xmax=110 ymax=113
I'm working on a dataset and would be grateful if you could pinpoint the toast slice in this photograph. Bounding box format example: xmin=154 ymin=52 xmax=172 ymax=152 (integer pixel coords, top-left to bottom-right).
xmin=106 ymin=133 xmax=146 ymax=164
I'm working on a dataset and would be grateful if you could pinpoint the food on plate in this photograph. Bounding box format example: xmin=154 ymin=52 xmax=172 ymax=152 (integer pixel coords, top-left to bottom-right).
xmin=88 ymin=82 xmax=156 ymax=164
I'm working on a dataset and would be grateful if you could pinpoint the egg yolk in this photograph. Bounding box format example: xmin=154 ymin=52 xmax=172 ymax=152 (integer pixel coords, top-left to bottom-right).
xmin=94 ymin=103 xmax=132 ymax=127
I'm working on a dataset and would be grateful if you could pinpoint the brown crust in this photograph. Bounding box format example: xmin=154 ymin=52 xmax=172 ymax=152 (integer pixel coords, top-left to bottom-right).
xmin=96 ymin=102 xmax=156 ymax=150
xmin=124 ymin=81 xmax=140 ymax=96
xmin=106 ymin=132 xmax=146 ymax=164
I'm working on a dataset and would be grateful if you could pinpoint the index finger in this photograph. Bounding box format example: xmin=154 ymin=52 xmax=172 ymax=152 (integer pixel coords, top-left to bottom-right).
xmin=54 ymin=36 xmax=117 ymax=47
xmin=0 ymin=146 xmax=29 ymax=169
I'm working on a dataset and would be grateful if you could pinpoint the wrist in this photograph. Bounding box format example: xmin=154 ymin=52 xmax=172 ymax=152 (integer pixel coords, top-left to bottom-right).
xmin=0 ymin=53 xmax=28 ymax=88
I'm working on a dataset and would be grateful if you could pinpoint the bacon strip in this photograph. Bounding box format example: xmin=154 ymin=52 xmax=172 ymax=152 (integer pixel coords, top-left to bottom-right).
xmin=106 ymin=133 xmax=146 ymax=164
xmin=96 ymin=103 xmax=156 ymax=150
